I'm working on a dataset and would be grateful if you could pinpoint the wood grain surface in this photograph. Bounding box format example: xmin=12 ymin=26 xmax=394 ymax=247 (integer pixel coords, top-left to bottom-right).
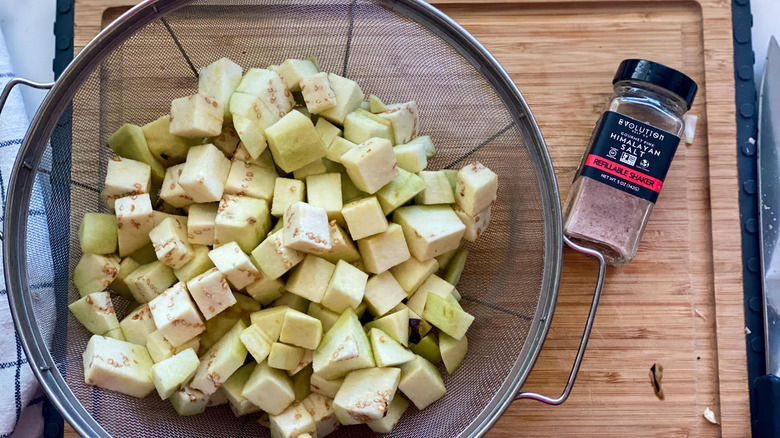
xmin=63 ymin=0 xmax=746 ymax=436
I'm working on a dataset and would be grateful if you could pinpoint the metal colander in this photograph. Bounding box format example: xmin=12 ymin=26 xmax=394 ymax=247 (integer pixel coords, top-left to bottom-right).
xmin=2 ymin=0 xmax=607 ymax=436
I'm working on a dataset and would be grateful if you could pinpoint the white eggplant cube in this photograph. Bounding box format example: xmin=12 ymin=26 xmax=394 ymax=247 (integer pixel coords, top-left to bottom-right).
xmin=208 ymin=241 xmax=262 ymax=290
xmin=315 ymin=117 xmax=342 ymax=148
xmin=333 ymin=367 xmax=401 ymax=425
xmin=368 ymin=393 xmax=409 ymax=433
xmin=389 ymin=256 xmax=439 ymax=294
xmin=398 ymin=355 xmax=446 ymax=410
xmin=149 ymin=217 xmax=194 ymax=270
xmin=393 ymin=205 xmax=465 ymax=261
xmin=151 ymin=348 xmax=200 ymax=400
xmin=245 ymin=272 xmax=285 ymax=305
xmin=169 ymin=93 xmax=223 ymax=138
xmin=406 ymin=274 xmax=456 ymax=315
xmin=240 ymin=323 xmax=274 ymax=362
xmin=146 ymin=330 xmax=200 ymax=363
xmin=271 ymin=178 xmax=306 ymax=218
xmin=179 ymin=143 xmax=232 ymax=203
xmin=101 ymin=157 xmax=151 ymax=209
xmin=214 ymin=195 xmax=271 ymax=253
xmin=317 ymin=73 xmax=364 ymax=125
xmin=302 ymin=393 xmax=340 ymax=437
xmin=250 ymin=230 xmax=305 ymax=280
xmin=293 ymin=158 xmax=326 ymax=181
xmin=340 ymin=137 xmax=398 ymax=194
xmin=186 ymin=203 xmax=218 ymax=245
xmin=280 ymin=310 xmax=323 ymax=350
xmin=270 ymin=401 xmax=317 ymax=438
xmin=454 ymin=204 xmax=492 ymax=242
xmin=306 ymin=173 xmax=343 ymax=222
xmin=148 ymin=282 xmax=205 ymax=347
xmin=241 ymin=360 xmax=295 ymax=415
xmin=198 ymin=57 xmax=243 ymax=119
xmin=393 ymin=141 xmax=427 ymax=174
xmin=310 ymin=373 xmax=344 ymax=399
xmin=415 ymin=170 xmax=456 ymax=205
xmin=455 ymin=161 xmax=498 ymax=216
xmin=300 ymin=71 xmax=337 ymax=114
xmin=378 ymin=101 xmax=419 ymax=145
xmin=68 ymin=291 xmax=120 ymax=336
xmin=115 ymin=194 xmax=155 ymax=257
xmin=277 ymin=58 xmax=319 ymax=92
xmin=73 ymin=253 xmax=120 ymax=296
xmin=119 ymin=303 xmax=157 ymax=345
xmin=83 ymin=335 xmax=155 ymax=398
xmin=321 ymin=260 xmax=368 ymax=313
xmin=285 ymin=254 xmax=335 ymax=303
xmin=363 ymin=271 xmax=407 ymax=317
xmin=186 ymin=267 xmax=237 ymax=320
xmin=356 ymin=223 xmax=410 ymax=274
xmin=190 ymin=320 xmax=248 ymax=394
xmin=283 ymin=202 xmax=332 ymax=254
xmin=224 ymin=159 xmax=277 ymax=201
xmin=160 ymin=164 xmax=194 ymax=208
xmin=341 ymin=196 xmax=387 ymax=240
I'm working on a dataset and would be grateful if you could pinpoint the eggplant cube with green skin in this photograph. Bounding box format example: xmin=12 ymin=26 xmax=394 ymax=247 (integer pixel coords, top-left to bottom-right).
xmin=190 ymin=320 xmax=247 ymax=394
xmin=146 ymin=330 xmax=200 ymax=363
xmin=376 ymin=168 xmax=427 ymax=215
xmin=321 ymin=260 xmax=368 ymax=313
xmin=393 ymin=141 xmax=427 ymax=174
xmin=317 ymin=74 xmax=364 ymax=124
xmin=340 ymin=137 xmax=398 ymax=194
xmin=179 ymin=143 xmax=232 ymax=203
xmin=251 ymin=230 xmax=305 ymax=280
xmin=110 ymin=257 xmax=140 ymax=300
xmin=268 ymin=342 xmax=306 ymax=371
xmin=242 ymin=360 xmax=295 ymax=415
xmin=456 ymin=161 xmax=498 ymax=216
xmin=271 ymin=178 xmax=305 ymax=217
xmin=455 ymin=204 xmax=491 ymax=242
xmin=343 ymin=108 xmax=394 ymax=145
xmin=369 ymin=94 xmax=387 ymax=113
xmin=411 ymin=135 xmax=436 ymax=158
xmin=198 ymin=57 xmax=243 ymax=119
xmin=124 ymin=260 xmax=177 ymax=303
xmin=308 ymin=303 xmax=340 ymax=333
xmin=160 ymin=164 xmax=195 ymax=209
xmin=378 ymin=101 xmax=419 ymax=145
xmin=270 ymin=401 xmax=317 ymax=438
xmin=170 ymin=386 xmax=210 ymax=416
xmin=149 ymin=282 xmax=205 ymax=347
xmin=173 ymin=245 xmax=214 ymax=283
xmin=186 ymin=267 xmax=236 ymax=320
xmin=364 ymin=271 xmax=407 ymax=317
xmin=310 ymin=373 xmax=344 ymax=399
xmin=356 ymin=223 xmax=410 ymax=274
xmin=341 ymin=172 xmax=368 ymax=204
xmin=249 ymin=306 xmax=289 ymax=341
xmin=409 ymin=333 xmax=440 ymax=364
xmin=368 ymin=393 xmax=409 ymax=433
xmin=389 ymin=257 xmax=438 ymax=295
xmin=101 ymin=157 xmax=151 ymax=209
xmin=79 ymin=213 xmax=118 ymax=255
xmin=266 ymin=110 xmax=328 ymax=173
xmin=299 ymin=71 xmax=338 ymax=114
xmin=393 ymin=205 xmax=465 ymax=261
xmin=306 ymin=173 xmax=343 ymax=222
xmin=398 ymin=354 xmax=445 ymax=410
xmin=108 ymin=123 xmax=166 ymax=184
xmin=312 ymin=308 xmax=375 ymax=379
xmin=341 ymin=196 xmax=387 ymax=240
xmin=285 ymin=254 xmax=335 ymax=303
xmin=245 ymin=273 xmax=285 ymax=305
xmin=406 ymin=274 xmax=456 ymax=315
xmin=293 ymin=158 xmax=327 ymax=180
xmin=120 ymin=303 xmax=157 ymax=345
xmin=364 ymin=308 xmax=410 ymax=346
xmin=149 ymin=217 xmax=194 ymax=270
xmin=151 ymin=348 xmax=200 ymax=400
xmin=214 ymin=195 xmax=271 ymax=253
xmin=104 ymin=327 xmax=125 ymax=341
xmin=69 ymin=291 xmax=120 ymax=335
xmin=272 ymin=291 xmax=310 ymax=314
xmin=333 ymin=367 xmax=401 ymax=425
xmin=277 ymin=58 xmax=319 ymax=92
xmin=240 ymin=323 xmax=274 ymax=362
xmin=209 ymin=241 xmax=262 ymax=290
xmin=423 ymin=293 xmax=474 ymax=340
xmin=186 ymin=203 xmax=218 ymax=246
xmin=416 ymin=170 xmax=456 ymax=205
xmin=369 ymin=328 xmax=414 ymax=367
xmin=142 ymin=115 xmax=201 ymax=166
xmin=283 ymin=202 xmax=331 ymax=254
xmin=229 ymin=92 xmax=279 ymax=158
xmin=82 ymin=335 xmax=155 ymax=398
xmin=302 ymin=393 xmax=340 ymax=437
xmin=73 ymin=253 xmax=119 ymax=297
xmin=280 ymin=310 xmax=323 ymax=349
xmin=170 ymin=93 xmax=223 ymax=138
xmin=221 ymin=363 xmax=261 ymax=417
xmin=236 ymin=68 xmax=294 ymax=117
xmin=439 ymin=332 xmax=468 ymax=374
xmin=224 ymin=159 xmax=277 ymax=201
xmin=326 ymin=136 xmax=357 ymax=163
xmin=315 ymin=117 xmax=342 ymax=147
xmin=115 ymin=193 xmax=155 ymax=257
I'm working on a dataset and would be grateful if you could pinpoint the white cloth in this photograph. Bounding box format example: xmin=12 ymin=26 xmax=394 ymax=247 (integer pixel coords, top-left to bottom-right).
xmin=0 ymin=28 xmax=54 ymax=438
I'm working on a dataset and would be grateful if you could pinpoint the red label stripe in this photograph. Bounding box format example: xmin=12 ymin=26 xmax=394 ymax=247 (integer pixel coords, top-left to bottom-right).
xmin=584 ymin=154 xmax=663 ymax=193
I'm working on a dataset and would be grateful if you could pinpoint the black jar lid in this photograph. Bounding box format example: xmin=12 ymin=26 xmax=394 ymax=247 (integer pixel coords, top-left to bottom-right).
xmin=613 ymin=59 xmax=698 ymax=109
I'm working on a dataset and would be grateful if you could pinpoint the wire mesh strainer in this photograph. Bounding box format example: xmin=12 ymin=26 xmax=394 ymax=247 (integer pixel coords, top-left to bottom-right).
xmin=1 ymin=0 xmax=606 ymax=436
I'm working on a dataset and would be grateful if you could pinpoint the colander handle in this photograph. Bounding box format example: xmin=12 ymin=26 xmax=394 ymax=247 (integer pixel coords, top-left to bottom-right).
xmin=0 ymin=77 xmax=55 ymax=114
xmin=515 ymin=235 xmax=606 ymax=405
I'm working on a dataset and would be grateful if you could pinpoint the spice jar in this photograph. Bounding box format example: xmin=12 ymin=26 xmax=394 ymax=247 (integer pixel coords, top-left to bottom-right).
xmin=563 ymin=59 xmax=698 ymax=265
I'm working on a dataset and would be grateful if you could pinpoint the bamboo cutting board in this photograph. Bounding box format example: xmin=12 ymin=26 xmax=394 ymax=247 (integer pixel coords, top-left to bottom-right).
xmin=66 ymin=0 xmax=746 ymax=436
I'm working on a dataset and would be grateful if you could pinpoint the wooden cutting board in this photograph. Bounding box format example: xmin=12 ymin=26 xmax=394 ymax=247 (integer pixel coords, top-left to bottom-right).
xmin=67 ymin=0 xmax=746 ymax=436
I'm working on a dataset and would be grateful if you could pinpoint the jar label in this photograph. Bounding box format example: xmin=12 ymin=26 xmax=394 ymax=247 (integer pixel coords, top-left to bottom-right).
xmin=578 ymin=111 xmax=679 ymax=203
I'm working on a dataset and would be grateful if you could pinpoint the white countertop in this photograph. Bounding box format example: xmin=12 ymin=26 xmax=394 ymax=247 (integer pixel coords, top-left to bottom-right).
xmin=0 ymin=0 xmax=777 ymax=121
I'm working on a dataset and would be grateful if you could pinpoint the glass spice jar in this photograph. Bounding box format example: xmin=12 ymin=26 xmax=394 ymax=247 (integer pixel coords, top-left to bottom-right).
xmin=563 ymin=59 xmax=698 ymax=265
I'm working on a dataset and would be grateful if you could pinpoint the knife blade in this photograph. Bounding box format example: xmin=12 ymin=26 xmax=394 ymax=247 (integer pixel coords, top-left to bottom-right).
xmin=760 ymin=36 xmax=780 ymax=378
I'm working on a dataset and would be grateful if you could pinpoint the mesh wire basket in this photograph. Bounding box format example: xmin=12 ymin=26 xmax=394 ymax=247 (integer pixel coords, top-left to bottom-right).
xmin=1 ymin=0 xmax=606 ymax=436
